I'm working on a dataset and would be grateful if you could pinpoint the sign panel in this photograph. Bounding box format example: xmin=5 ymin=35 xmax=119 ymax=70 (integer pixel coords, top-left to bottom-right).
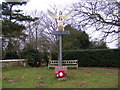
xmin=52 ymin=31 xmax=70 ymax=35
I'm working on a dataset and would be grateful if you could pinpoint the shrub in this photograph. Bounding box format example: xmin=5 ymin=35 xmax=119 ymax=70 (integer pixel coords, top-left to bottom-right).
xmin=4 ymin=52 xmax=19 ymax=59
xmin=52 ymin=49 xmax=120 ymax=67
xmin=20 ymin=44 xmax=41 ymax=67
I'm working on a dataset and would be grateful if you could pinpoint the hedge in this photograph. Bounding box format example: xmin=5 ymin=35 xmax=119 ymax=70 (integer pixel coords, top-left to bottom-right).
xmin=52 ymin=49 xmax=120 ymax=67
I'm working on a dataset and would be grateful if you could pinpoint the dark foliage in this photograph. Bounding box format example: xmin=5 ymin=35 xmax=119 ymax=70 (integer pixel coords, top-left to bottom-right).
xmin=4 ymin=52 xmax=19 ymax=59
xmin=63 ymin=25 xmax=90 ymax=50
xmin=52 ymin=49 xmax=120 ymax=67
xmin=20 ymin=44 xmax=41 ymax=67
xmin=2 ymin=2 xmax=38 ymax=58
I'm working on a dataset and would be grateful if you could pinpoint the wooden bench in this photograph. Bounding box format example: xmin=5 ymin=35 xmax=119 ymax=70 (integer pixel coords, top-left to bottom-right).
xmin=48 ymin=60 xmax=78 ymax=69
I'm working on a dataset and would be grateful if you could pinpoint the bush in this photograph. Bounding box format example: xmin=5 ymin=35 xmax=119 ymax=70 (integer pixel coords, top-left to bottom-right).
xmin=52 ymin=49 xmax=120 ymax=67
xmin=4 ymin=52 xmax=19 ymax=59
xmin=24 ymin=52 xmax=41 ymax=67
xmin=20 ymin=44 xmax=41 ymax=67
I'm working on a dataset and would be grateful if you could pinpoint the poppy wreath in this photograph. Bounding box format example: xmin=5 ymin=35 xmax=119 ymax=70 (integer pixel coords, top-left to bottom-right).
xmin=56 ymin=70 xmax=65 ymax=78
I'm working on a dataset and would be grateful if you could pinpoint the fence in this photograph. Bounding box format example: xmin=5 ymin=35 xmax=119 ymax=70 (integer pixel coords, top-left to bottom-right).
xmin=0 ymin=59 xmax=28 ymax=68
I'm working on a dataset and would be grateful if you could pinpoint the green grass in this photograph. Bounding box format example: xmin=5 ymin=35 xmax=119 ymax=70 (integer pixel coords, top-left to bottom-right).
xmin=2 ymin=67 xmax=118 ymax=88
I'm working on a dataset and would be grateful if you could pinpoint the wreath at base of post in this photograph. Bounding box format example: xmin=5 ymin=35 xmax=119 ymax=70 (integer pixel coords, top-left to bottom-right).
xmin=55 ymin=66 xmax=67 ymax=78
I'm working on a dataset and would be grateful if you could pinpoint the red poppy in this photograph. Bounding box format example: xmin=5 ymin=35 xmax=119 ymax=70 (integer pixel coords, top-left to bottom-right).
xmin=56 ymin=70 xmax=65 ymax=78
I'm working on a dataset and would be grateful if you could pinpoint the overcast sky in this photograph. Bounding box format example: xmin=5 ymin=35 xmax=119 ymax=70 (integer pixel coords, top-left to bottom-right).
xmin=1 ymin=0 xmax=119 ymax=48
xmin=23 ymin=0 xmax=77 ymax=10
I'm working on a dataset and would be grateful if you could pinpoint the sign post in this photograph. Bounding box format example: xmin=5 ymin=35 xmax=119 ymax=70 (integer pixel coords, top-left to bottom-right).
xmin=59 ymin=35 xmax=62 ymax=67
xmin=48 ymin=10 xmax=72 ymax=78
xmin=52 ymin=31 xmax=69 ymax=66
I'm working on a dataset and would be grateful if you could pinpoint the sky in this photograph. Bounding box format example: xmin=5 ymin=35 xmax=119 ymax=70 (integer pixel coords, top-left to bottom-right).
xmin=1 ymin=0 xmax=119 ymax=48
xmin=18 ymin=0 xmax=79 ymax=13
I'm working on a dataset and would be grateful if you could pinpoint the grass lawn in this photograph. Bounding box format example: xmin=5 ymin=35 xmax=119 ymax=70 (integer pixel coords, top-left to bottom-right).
xmin=2 ymin=67 xmax=118 ymax=88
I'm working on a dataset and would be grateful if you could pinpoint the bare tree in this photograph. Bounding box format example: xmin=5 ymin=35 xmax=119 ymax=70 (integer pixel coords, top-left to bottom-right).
xmin=71 ymin=1 xmax=120 ymax=44
xmin=35 ymin=10 xmax=58 ymax=53
xmin=23 ymin=9 xmax=59 ymax=53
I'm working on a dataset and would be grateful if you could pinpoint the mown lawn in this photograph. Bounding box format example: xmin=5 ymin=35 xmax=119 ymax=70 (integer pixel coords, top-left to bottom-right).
xmin=2 ymin=67 xmax=118 ymax=88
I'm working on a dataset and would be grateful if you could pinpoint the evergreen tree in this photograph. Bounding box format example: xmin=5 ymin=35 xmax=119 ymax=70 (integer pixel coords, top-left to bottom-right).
xmin=63 ymin=25 xmax=90 ymax=50
xmin=2 ymin=1 xmax=38 ymax=59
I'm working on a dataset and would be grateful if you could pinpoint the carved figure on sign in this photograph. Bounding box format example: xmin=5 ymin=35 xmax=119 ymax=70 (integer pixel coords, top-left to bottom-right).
xmin=48 ymin=10 xmax=72 ymax=31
